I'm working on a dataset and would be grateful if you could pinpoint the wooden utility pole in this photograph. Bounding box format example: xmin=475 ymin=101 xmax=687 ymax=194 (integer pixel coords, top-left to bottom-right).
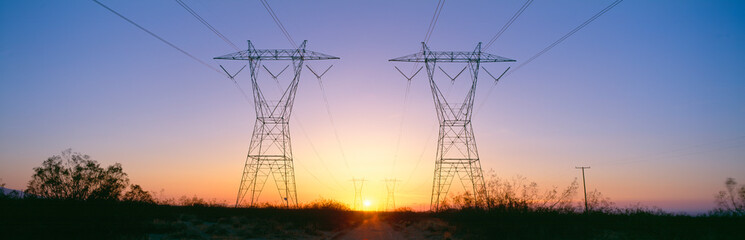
xmin=575 ymin=166 xmax=590 ymax=213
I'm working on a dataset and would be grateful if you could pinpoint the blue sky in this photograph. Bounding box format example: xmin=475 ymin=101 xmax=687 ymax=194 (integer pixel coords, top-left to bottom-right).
xmin=1 ymin=0 xmax=744 ymax=212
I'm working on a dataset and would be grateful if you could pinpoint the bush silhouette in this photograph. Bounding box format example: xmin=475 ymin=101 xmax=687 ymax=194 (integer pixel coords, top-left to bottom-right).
xmin=442 ymin=172 xmax=579 ymax=212
xmin=122 ymin=184 xmax=155 ymax=203
xmin=714 ymin=177 xmax=745 ymax=216
xmin=303 ymin=198 xmax=351 ymax=211
xmin=25 ymin=149 xmax=153 ymax=202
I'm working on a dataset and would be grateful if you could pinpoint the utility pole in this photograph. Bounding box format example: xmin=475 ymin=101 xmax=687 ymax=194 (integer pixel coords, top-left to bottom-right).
xmin=575 ymin=166 xmax=590 ymax=213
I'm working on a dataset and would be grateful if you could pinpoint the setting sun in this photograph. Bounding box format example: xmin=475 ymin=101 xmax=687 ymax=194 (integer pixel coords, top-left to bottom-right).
xmin=363 ymin=200 xmax=372 ymax=208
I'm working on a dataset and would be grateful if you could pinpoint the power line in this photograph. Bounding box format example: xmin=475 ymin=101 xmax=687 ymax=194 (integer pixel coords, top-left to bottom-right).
xmin=307 ymin=65 xmax=351 ymax=172
xmin=96 ymin=0 xmax=345 ymax=200
xmin=255 ymin=0 xmax=351 ymax=189
xmin=266 ymin=67 xmax=348 ymax=190
xmin=400 ymin=124 xmax=437 ymax=192
xmin=259 ymin=0 xmax=297 ymax=48
xmin=598 ymin=135 xmax=745 ymax=167
xmin=265 ymin=63 xmax=349 ymax=192
xmin=296 ymin=160 xmax=341 ymax=192
xmin=293 ymin=117 xmax=349 ymax=191
xmin=92 ymin=0 xmax=223 ymax=76
xmin=255 ymin=0 xmax=351 ymax=175
xmin=484 ymin=0 xmax=534 ymax=50
xmin=392 ymin=0 xmax=448 ymax=178
xmin=390 ymin=80 xmax=412 ymax=176
xmin=174 ymin=0 xmax=240 ymax=51
xmin=406 ymin=0 xmax=447 ymax=76
xmin=92 ymin=0 xmax=253 ymax=106
xmin=424 ymin=0 xmax=445 ymax=44
xmin=398 ymin=83 xmax=456 ymax=192
xmin=510 ymin=0 xmax=623 ymax=74
xmin=476 ymin=0 xmax=624 ymax=115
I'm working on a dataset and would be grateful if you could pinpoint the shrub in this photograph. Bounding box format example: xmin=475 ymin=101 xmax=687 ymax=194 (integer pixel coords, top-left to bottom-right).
xmin=303 ymin=198 xmax=351 ymax=211
xmin=713 ymin=177 xmax=745 ymax=216
xmin=25 ymin=149 xmax=153 ymax=202
xmin=122 ymin=184 xmax=155 ymax=203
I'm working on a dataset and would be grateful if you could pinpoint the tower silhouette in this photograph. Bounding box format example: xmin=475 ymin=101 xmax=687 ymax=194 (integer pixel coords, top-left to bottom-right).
xmin=384 ymin=178 xmax=399 ymax=211
xmin=390 ymin=42 xmax=514 ymax=211
xmin=215 ymin=40 xmax=338 ymax=208
xmin=351 ymin=178 xmax=366 ymax=210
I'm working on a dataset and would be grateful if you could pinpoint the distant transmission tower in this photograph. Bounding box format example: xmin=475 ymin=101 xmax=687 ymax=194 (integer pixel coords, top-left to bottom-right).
xmin=390 ymin=42 xmax=515 ymax=211
xmin=351 ymin=178 xmax=366 ymax=210
xmin=384 ymin=178 xmax=399 ymax=211
xmin=215 ymin=40 xmax=339 ymax=208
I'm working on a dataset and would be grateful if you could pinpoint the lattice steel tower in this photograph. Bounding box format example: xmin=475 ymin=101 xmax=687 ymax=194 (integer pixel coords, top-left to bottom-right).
xmin=215 ymin=40 xmax=338 ymax=208
xmin=390 ymin=42 xmax=514 ymax=211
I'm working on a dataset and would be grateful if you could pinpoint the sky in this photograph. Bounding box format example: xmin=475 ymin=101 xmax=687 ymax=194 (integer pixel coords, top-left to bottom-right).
xmin=1 ymin=0 xmax=744 ymax=213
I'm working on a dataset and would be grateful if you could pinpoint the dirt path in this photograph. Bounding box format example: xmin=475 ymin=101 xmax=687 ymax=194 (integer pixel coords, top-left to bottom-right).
xmin=333 ymin=214 xmax=406 ymax=240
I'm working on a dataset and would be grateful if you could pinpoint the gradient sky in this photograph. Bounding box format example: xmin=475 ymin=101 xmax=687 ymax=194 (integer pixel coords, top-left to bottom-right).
xmin=1 ymin=0 xmax=744 ymax=213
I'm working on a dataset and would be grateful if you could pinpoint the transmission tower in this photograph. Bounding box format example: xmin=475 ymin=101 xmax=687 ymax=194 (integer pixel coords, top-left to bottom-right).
xmin=384 ymin=178 xmax=399 ymax=211
xmin=390 ymin=42 xmax=515 ymax=211
xmin=351 ymin=178 xmax=366 ymax=211
xmin=215 ymin=40 xmax=339 ymax=208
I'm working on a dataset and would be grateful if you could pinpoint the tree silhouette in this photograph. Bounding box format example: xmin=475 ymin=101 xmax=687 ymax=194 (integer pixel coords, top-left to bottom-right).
xmin=25 ymin=149 xmax=132 ymax=201
xmin=122 ymin=184 xmax=155 ymax=203
xmin=714 ymin=177 xmax=745 ymax=215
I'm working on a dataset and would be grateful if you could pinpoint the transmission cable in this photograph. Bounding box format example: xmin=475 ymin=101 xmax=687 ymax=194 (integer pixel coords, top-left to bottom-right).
xmin=256 ymin=1 xmax=352 ymax=184
xmin=389 ymin=80 xmax=413 ymax=176
xmin=91 ymin=0 xmax=253 ymax=106
xmin=476 ymin=0 xmax=623 ymax=115
xmin=392 ymin=0 xmax=448 ymax=177
xmin=293 ymin=117 xmax=349 ymax=190
xmin=255 ymin=0 xmax=352 ymax=174
xmin=174 ymin=0 xmax=240 ymax=51
xmin=483 ymin=0 xmax=534 ymax=50
xmin=93 ymin=0 xmax=221 ymax=75
xmin=97 ymin=0 xmax=345 ymax=192
xmin=295 ymin=159 xmax=342 ymax=192
xmin=511 ymin=0 xmax=623 ymax=74
xmin=268 ymin=73 xmax=349 ymax=190
xmin=258 ymin=0 xmax=297 ymax=48
xmin=424 ymin=0 xmax=445 ymax=44
xmin=309 ymin=66 xmax=352 ymax=172
xmin=597 ymin=135 xmax=745 ymax=167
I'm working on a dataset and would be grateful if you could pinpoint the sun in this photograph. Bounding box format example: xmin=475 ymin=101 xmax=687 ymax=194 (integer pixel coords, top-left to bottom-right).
xmin=363 ymin=200 xmax=371 ymax=207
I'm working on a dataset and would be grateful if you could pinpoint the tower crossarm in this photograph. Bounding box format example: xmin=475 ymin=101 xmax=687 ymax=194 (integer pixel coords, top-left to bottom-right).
xmin=389 ymin=51 xmax=515 ymax=63
xmin=215 ymin=49 xmax=339 ymax=61
xmin=215 ymin=40 xmax=338 ymax=61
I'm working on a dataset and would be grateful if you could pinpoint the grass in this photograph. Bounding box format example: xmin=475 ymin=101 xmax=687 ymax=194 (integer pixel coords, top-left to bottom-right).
xmin=383 ymin=207 xmax=745 ymax=239
xmin=0 ymin=197 xmax=363 ymax=239
xmin=2 ymin=197 xmax=744 ymax=239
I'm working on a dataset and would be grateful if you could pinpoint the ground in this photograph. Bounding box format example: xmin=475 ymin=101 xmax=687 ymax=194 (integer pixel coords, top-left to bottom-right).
xmin=2 ymin=199 xmax=744 ymax=239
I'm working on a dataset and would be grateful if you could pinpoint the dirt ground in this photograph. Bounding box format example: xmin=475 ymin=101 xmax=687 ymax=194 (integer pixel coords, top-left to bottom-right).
xmin=145 ymin=212 xmax=455 ymax=240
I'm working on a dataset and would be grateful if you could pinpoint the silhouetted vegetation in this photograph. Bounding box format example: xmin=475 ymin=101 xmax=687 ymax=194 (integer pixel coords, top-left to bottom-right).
xmin=0 ymin=196 xmax=367 ymax=239
xmin=713 ymin=177 xmax=745 ymax=216
xmin=303 ymin=197 xmax=352 ymax=211
xmin=24 ymin=149 xmax=155 ymax=203
xmin=122 ymin=184 xmax=155 ymax=203
xmin=440 ymin=173 xmax=583 ymax=212
xmin=382 ymin=175 xmax=745 ymax=239
xmin=3 ymin=153 xmax=744 ymax=239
